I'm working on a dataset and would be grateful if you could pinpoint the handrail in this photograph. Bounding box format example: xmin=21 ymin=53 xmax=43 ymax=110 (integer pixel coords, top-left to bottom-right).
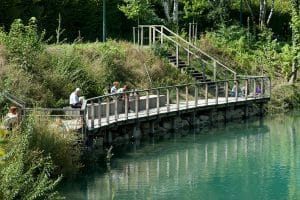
xmin=86 ymin=76 xmax=269 ymax=101
xmin=1 ymin=91 xmax=26 ymax=108
xmin=136 ymin=25 xmax=237 ymax=79
xmin=84 ymin=76 xmax=271 ymax=130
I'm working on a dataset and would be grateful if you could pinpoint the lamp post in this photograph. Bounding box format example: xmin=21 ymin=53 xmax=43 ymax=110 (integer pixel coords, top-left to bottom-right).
xmin=103 ymin=0 xmax=106 ymax=42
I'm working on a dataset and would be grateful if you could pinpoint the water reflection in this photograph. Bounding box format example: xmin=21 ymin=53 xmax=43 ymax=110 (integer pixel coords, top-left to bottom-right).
xmin=61 ymin=114 xmax=300 ymax=200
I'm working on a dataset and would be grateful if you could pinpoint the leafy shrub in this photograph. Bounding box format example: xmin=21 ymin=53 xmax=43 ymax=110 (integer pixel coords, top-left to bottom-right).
xmin=0 ymin=115 xmax=64 ymax=200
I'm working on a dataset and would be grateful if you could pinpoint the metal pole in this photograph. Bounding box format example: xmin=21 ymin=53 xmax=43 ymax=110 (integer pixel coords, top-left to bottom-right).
xmin=103 ymin=0 xmax=106 ymax=42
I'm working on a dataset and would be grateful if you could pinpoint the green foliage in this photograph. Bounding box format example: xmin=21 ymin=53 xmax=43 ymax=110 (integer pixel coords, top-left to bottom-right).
xmin=28 ymin=112 xmax=82 ymax=178
xmin=119 ymin=0 xmax=159 ymax=24
xmin=2 ymin=18 xmax=45 ymax=72
xmin=0 ymin=115 xmax=64 ymax=200
xmin=268 ymin=83 xmax=300 ymax=113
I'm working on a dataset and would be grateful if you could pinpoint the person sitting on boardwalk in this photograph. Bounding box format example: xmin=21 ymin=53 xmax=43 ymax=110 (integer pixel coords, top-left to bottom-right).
xmin=256 ymin=85 xmax=262 ymax=95
xmin=110 ymin=81 xmax=119 ymax=94
xmin=69 ymin=88 xmax=82 ymax=108
xmin=3 ymin=106 xmax=18 ymax=131
xmin=117 ymin=85 xmax=128 ymax=97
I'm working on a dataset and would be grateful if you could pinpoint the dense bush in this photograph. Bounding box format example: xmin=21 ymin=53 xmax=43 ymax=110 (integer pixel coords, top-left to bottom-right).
xmin=0 ymin=114 xmax=65 ymax=199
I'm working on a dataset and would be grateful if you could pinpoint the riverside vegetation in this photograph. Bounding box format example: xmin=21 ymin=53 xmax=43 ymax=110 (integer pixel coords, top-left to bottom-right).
xmin=1 ymin=0 xmax=300 ymax=198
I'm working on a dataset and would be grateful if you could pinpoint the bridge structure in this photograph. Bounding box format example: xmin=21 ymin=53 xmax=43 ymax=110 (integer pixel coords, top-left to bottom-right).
xmin=1 ymin=25 xmax=271 ymax=146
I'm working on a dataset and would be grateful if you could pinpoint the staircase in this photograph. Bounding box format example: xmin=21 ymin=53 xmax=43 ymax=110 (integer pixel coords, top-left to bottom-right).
xmin=134 ymin=25 xmax=237 ymax=82
xmin=167 ymin=54 xmax=210 ymax=82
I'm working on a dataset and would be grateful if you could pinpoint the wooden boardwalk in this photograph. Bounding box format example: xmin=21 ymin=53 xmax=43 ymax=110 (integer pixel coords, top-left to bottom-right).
xmin=85 ymin=77 xmax=271 ymax=131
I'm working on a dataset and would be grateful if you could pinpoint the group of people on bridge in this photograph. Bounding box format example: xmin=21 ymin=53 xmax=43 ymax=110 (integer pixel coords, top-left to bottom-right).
xmin=68 ymin=81 xmax=130 ymax=109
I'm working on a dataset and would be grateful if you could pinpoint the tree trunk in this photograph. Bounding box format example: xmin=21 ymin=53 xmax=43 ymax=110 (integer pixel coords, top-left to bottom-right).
xmin=266 ymin=0 xmax=275 ymax=25
xmin=162 ymin=0 xmax=171 ymax=21
xmin=173 ymin=0 xmax=178 ymax=24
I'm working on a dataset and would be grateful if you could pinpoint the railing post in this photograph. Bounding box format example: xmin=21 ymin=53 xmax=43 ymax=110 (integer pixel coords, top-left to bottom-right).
xmin=133 ymin=27 xmax=136 ymax=45
xmin=114 ymin=98 xmax=118 ymax=121
xmin=235 ymin=81 xmax=239 ymax=102
xmin=194 ymin=86 xmax=198 ymax=107
xmin=253 ymin=79 xmax=257 ymax=99
xmin=146 ymin=90 xmax=149 ymax=117
xmin=205 ymin=83 xmax=208 ymax=105
xmin=125 ymin=93 xmax=129 ymax=120
xmin=160 ymin=26 xmax=163 ymax=44
xmin=167 ymin=88 xmax=170 ymax=112
xmin=153 ymin=26 xmax=156 ymax=44
xmin=261 ymin=77 xmax=264 ymax=97
xmin=106 ymin=97 xmax=110 ymax=124
xmin=245 ymin=79 xmax=248 ymax=100
xmin=149 ymin=26 xmax=152 ymax=46
xmin=137 ymin=27 xmax=140 ymax=46
xmin=91 ymin=101 xmax=94 ymax=129
xmin=215 ymin=83 xmax=218 ymax=104
xmin=185 ymin=85 xmax=189 ymax=109
xmin=213 ymin=61 xmax=217 ymax=81
xmin=176 ymin=87 xmax=179 ymax=111
xmin=176 ymin=44 xmax=179 ymax=68
xmin=98 ymin=99 xmax=101 ymax=127
xmin=225 ymin=81 xmax=229 ymax=103
xmin=135 ymin=92 xmax=139 ymax=118
xmin=141 ymin=26 xmax=144 ymax=46
xmin=156 ymin=89 xmax=160 ymax=114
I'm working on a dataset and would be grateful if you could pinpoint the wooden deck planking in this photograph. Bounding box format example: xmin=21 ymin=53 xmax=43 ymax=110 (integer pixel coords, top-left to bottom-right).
xmin=86 ymin=96 xmax=265 ymax=130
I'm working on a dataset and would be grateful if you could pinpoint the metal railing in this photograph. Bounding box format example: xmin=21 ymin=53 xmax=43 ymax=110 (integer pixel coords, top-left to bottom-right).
xmin=85 ymin=77 xmax=271 ymax=129
xmin=133 ymin=25 xmax=237 ymax=81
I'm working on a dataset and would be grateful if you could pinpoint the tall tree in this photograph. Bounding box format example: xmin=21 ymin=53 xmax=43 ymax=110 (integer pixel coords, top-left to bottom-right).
xmin=289 ymin=0 xmax=300 ymax=83
xmin=119 ymin=0 xmax=158 ymax=25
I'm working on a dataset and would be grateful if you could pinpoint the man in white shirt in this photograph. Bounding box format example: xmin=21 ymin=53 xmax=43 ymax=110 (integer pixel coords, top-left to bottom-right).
xmin=69 ymin=88 xmax=82 ymax=108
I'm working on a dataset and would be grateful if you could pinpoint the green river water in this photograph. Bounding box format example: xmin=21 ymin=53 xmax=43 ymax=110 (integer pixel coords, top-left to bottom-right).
xmin=60 ymin=113 xmax=300 ymax=200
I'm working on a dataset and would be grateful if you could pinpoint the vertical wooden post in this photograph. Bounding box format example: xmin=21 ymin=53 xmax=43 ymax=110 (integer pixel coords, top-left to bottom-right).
xmin=91 ymin=101 xmax=94 ymax=129
xmin=235 ymin=81 xmax=239 ymax=102
xmin=156 ymin=89 xmax=160 ymax=114
xmin=146 ymin=90 xmax=149 ymax=117
xmin=253 ymin=79 xmax=257 ymax=99
xmin=261 ymin=77 xmax=264 ymax=97
xmin=153 ymin=26 xmax=156 ymax=44
xmin=98 ymin=98 xmax=101 ymax=127
xmin=135 ymin=93 xmax=139 ymax=118
xmin=114 ymin=98 xmax=118 ymax=121
xmin=213 ymin=61 xmax=217 ymax=81
xmin=225 ymin=81 xmax=229 ymax=103
xmin=185 ymin=85 xmax=189 ymax=109
xmin=194 ymin=86 xmax=198 ymax=107
xmin=106 ymin=97 xmax=110 ymax=124
xmin=138 ymin=27 xmax=140 ymax=45
xmin=149 ymin=26 xmax=152 ymax=46
xmin=133 ymin=27 xmax=136 ymax=45
xmin=125 ymin=93 xmax=128 ymax=120
xmin=205 ymin=83 xmax=208 ymax=105
xmin=167 ymin=88 xmax=170 ymax=112
xmin=215 ymin=83 xmax=219 ymax=104
xmin=141 ymin=26 xmax=144 ymax=46
xmin=176 ymin=87 xmax=179 ymax=111
xmin=176 ymin=44 xmax=179 ymax=68
xmin=245 ymin=79 xmax=248 ymax=100
xmin=160 ymin=26 xmax=163 ymax=44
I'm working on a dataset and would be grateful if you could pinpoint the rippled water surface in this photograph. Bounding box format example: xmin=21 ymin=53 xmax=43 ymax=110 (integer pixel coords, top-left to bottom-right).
xmin=60 ymin=113 xmax=300 ymax=200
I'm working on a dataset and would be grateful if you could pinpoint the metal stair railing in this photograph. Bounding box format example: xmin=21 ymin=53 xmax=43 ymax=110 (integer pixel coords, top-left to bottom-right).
xmin=134 ymin=25 xmax=237 ymax=81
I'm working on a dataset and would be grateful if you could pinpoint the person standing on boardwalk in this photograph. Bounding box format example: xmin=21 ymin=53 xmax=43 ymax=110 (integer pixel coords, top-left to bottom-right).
xmin=69 ymin=88 xmax=82 ymax=108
